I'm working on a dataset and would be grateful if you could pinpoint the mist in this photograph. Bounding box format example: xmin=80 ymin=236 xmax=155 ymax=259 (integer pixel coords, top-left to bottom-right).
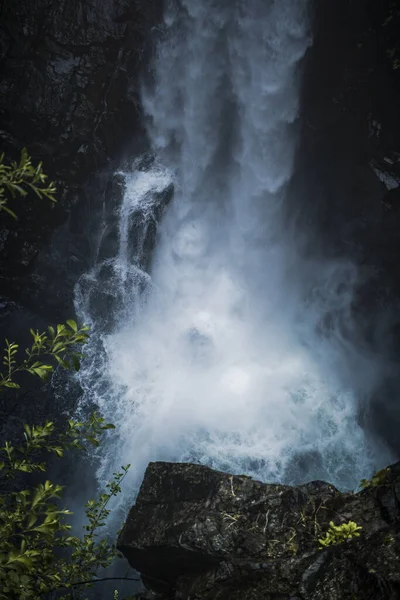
xmin=74 ymin=0 xmax=394 ymax=514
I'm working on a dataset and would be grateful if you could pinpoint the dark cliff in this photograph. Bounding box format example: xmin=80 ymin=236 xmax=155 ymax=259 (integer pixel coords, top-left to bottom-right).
xmin=118 ymin=461 xmax=400 ymax=600
xmin=0 ymin=0 xmax=163 ymax=447
xmin=0 ymin=0 xmax=161 ymax=315
xmin=2 ymin=0 xmax=400 ymax=326
xmin=292 ymin=0 xmax=400 ymax=457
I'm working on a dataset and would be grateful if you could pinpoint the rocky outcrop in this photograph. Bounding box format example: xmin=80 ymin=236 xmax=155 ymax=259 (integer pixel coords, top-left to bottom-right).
xmin=0 ymin=0 xmax=162 ymax=312
xmin=118 ymin=461 xmax=400 ymax=600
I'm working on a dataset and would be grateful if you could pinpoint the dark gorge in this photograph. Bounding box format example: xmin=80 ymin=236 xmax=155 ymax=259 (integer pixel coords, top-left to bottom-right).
xmin=1 ymin=1 xmax=400 ymax=598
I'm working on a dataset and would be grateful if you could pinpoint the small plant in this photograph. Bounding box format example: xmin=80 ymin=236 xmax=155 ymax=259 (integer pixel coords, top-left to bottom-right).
xmin=0 ymin=320 xmax=90 ymax=390
xmin=0 ymin=314 xmax=137 ymax=597
xmin=0 ymin=150 xmax=139 ymax=597
xmin=0 ymin=148 xmax=56 ymax=219
xmin=360 ymin=467 xmax=390 ymax=490
xmin=384 ymin=534 xmax=395 ymax=545
xmin=318 ymin=521 xmax=362 ymax=548
xmin=0 ymin=415 xmax=133 ymax=599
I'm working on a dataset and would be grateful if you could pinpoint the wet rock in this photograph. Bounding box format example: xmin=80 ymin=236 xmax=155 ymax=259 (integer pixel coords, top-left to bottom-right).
xmin=126 ymin=182 xmax=174 ymax=270
xmin=118 ymin=461 xmax=400 ymax=600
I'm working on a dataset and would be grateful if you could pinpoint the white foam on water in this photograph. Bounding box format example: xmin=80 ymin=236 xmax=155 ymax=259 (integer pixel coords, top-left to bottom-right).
xmin=75 ymin=0 xmax=393 ymax=504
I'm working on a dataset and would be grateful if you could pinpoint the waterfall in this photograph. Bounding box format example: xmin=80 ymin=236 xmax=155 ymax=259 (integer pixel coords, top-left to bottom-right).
xmin=75 ymin=0 xmax=392 ymax=500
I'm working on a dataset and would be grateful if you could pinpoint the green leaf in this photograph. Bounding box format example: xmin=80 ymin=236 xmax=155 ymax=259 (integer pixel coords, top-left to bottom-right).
xmin=27 ymin=513 xmax=37 ymax=529
xmin=72 ymin=354 xmax=81 ymax=372
xmin=56 ymin=324 xmax=66 ymax=336
xmin=54 ymin=355 xmax=70 ymax=369
xmin=10 ymin=555 xmax=33 ymax=570
xmin=2 ymin=381 xmax=20 ymax=389
xmin=52 ymin=343 xmax=67 ymax=354
xmin=30 ymin=523 xmax=55 ymax=535
xmin=9 ymin=183 xmax=28 ymax=197
xmin=1 ymin=204 xmax=17 ymax=219
xmin=51 ymin=446 xmax=64 ymax=458
xmin=31 ymin=366 xmax=53 ymax=380
xmin=16 ymin=463 xmax=34 ymax=473
xmin=66 ymin=319 xmax=78 ymax=332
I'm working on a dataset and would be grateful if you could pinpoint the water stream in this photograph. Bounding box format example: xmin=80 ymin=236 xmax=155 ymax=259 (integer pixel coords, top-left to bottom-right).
xmin=74 ymin=0 xmax=392 ymax=503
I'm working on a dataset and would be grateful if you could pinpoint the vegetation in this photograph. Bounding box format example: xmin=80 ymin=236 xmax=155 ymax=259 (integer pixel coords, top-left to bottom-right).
xmin=0 ymin=151 xmax=135 ymax=598
xmin=359 ymin=467 xmax=390 ymax=490
xmin=1 ymin=320 xmax=90 ymax=390
xmin=318 ymin=521 xmax=362 ymax=548
xmin=0 ymin=148 xmax=56 ymax=219
xmin=0 ymin=415 xmax=132 ymax=599
xmin=0 ymin=321 xmax=136 ymax=599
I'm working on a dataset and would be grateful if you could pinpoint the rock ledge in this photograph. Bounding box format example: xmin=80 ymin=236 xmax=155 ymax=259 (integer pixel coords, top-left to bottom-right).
xmin=118 ymin=461 xmax=400 ymax=600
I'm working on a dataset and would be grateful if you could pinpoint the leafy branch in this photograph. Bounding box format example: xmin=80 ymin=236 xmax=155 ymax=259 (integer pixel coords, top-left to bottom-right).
xmin=65 ymin=464 xmax=131 ymax=588
xmin=0 ymin=320 xmax=90 ymax=390
xmin=0 ymin=416 xmax=131 ymax=599
xmin=0 ymin=414 xmax=115 ymax=478
xmin=0 ymin=148 xmax=56 ymax=219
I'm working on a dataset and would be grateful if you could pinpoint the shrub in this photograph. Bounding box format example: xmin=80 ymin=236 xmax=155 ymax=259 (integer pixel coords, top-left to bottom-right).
xmin=318 ymin=521 xmax=362 ymax=548
xmin=0 ymin=151 xmax=135 ymax=597
xmin=0 ymin=148 xmax=56 ymax=219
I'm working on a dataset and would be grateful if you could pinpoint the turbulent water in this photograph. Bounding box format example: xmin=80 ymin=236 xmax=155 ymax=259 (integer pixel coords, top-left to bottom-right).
xmin=75 ymin=0 xmax=392 ymax=500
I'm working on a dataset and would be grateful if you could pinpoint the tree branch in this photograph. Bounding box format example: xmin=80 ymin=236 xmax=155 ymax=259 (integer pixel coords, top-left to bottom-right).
xmin=70 ymin=576 xmax=141 ymax=588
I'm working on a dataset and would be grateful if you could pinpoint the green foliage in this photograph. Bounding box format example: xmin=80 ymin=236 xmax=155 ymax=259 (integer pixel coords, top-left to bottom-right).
xmin=0 ymin=148 xmax=56 ymax=219
xmin=0 ymin=414 xmax=130 ymax=599
xmin=0 ymin=314 xmax=135 ymax=597
xmin=318 ymin=520 xmax=362 ymax=548
xmin=0 ymin=315 xmax=136 ymax=597
xmin=0 ymin=320 xmax=90 ymax=390
xmin=359 ymin=467 xmax=390 ymax=490
xmin=0 ymin=151 xmax=136 ymax=597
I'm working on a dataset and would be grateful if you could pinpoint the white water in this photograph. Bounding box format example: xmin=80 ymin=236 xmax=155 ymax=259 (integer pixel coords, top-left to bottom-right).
xmin=75 ymin=0 xmax=392 ymax=498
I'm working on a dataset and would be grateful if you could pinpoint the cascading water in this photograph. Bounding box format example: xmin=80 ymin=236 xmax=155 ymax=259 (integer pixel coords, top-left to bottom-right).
xmin=75 ymin=0 xmax=393 ymax=502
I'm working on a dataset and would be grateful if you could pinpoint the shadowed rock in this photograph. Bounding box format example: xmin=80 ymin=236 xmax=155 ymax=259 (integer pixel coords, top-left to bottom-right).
xmin=118 ymin=461 xmax=400 ymax=600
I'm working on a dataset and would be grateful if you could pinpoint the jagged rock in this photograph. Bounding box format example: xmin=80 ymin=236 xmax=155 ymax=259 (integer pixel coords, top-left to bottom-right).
xmin=118 ymin=461 xmax=400 ymax=600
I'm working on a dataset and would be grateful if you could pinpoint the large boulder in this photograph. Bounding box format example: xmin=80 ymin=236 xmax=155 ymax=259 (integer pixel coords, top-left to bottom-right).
xmin=118 ymin=461 xmax=400 ymax=600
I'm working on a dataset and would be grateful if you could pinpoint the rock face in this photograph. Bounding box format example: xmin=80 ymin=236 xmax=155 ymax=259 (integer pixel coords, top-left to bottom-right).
xmin=297 ymin=0 xmax=400 ymax=263
xmin=291 ymin=0 xmax=400 ymax=457
xmin=0 ymin=0 xmax=159 ymax=179
xmin=118 ymin=461 xmax=400 ymax=600
xmin=0 ymin=0 xmax=161 ymax=312
xmin=296 ymin=0 xmax=400 ymax=325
